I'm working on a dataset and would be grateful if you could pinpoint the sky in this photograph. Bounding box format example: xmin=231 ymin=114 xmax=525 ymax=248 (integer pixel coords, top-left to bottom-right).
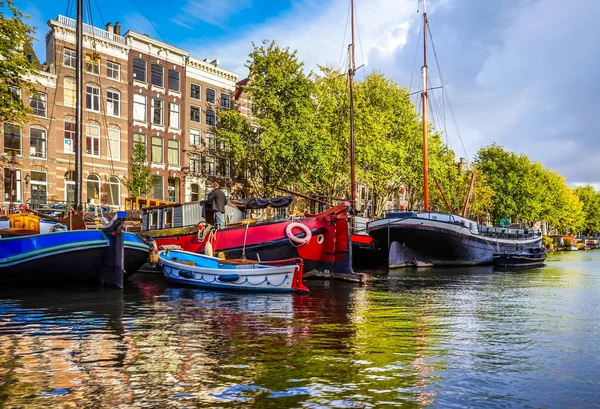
xmin=17 ymin=0 xmax=600 ymax=187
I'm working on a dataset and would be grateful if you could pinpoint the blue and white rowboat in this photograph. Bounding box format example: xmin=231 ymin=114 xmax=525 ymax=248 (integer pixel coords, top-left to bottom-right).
xmin=159 ymin=250 xmax=309 ymax=293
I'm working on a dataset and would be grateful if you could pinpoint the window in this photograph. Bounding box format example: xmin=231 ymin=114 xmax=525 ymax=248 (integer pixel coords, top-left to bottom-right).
xmin=151 ymin=136 xmax=163 ymax=163
xmin=64 ymin=77 xmax=76 ymax=106
xmin=167 ymin=177 xmax=179 ymax=202
xmin=86 ymin=174 xmax=101 ymax=203
xmin=65 ymin=171 xmax=75 ymax=203
xmin=30 ymin=93 xmax=47 ymax=117
xmin=133 ymin=132 xmax=146 ymax=151
xmin=30 ymin=171 xmax=47 ymax=207
xmin=133 ymin=94 xmax=146 ymax=122
xmin=64 ymin=121 xmax=76 ymax=153
xmin=219 ymin=157 xmax=230 ymax=178
xmin=107 ymin=89 xmax=120 ymax=116
xmin=29 ymin=128 xmax=46 ymax=158
xmin=168 ymin=69 xmax=180 ymax=92
xmin=219 ymin=139 xmax=229 ymax=152
xmin=206 ymin=133 xmax=216 ymax=149
xmin=169 ymin=103 xmax=180 ymax=129
xmin=168 ymin=139 xmax=179 ymax=166
xmin=8 ymin=86 xmax=20 ymax=102
xmin=205 ymin=155 xmax=216 ymax=176
xmin=86 ymin=83 xmax=100 ymax=111
xmin=133 ymin=58 xmax=146 ymax=82
xmin=86 ymin=123 xmax=100 ymax=157
xmin=3 ymin=168 xmax=21 ymax=203
xmin=107 ymin=128 xmax=120 ymax=160
xmin=107 ymin=61 xmax=120 ymax=80
xmin=190 ymin=83 xmax=201 ymax=99
xmin=190 ymin=183 xmax=199 ymax=201
xmin=190 ymin=105 xmax=200 ymax=123
xmin=86 ymin=54 xmax=100 ymax=75
xmin=206 ymin=88 xmax=216 ymax=104
xmin=3 ymin=123 xmax=21 ymax=155
xmin=107 ymin=176 xmax=120 ymax=206
xmin=152 ymin=175 xmax=163 ymax=200
xmin=221 ymin=93 xmax=231 ymax=109
xmin=190 ymin=128 xmax=201 ymax=146
xmin=151 ymin=63 xmax=163 ymax=87
xmin=152 ymin=98 xmax=163 ymax=125
xmin=189 ymin=152 xmax=201 ymax=174
xmin=63 ymin=48 xmax=76 ymax=68
xmin=206 ymin=109 xmax=216 ymax=126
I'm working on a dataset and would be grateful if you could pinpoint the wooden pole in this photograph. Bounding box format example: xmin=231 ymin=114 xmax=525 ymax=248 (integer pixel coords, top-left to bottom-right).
xmin=462 ymin=172 xmax=476 ymax=218
xmin=434 ymin=178 xmax=454 ymax=214
xmin=422 ymin=0 xmax=429 ymax=211
xmin=349 ymin=0 xmax=356 ymax=211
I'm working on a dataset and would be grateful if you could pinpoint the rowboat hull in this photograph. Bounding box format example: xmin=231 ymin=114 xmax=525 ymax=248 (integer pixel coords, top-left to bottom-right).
xmin=124 ymin=232 xmax=150 ymax=277
xmin=159 ymin=250 xmax=309 ymax=293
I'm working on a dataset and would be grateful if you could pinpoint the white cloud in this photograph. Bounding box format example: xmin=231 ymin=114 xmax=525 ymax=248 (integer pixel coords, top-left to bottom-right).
xmin=175 ymin=0 xmax=252 ymax=29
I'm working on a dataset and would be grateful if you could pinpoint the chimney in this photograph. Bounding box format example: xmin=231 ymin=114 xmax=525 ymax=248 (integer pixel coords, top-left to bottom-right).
xmin=211 ymin=58 xmax=219 ymax=67
xmin=105 ymin=22 xmax=112 ymax=33
xmin=114 ymin=21 xmax=121 ymax=36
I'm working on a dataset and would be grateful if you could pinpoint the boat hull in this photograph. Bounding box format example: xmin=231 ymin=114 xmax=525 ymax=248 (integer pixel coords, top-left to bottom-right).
xmin=159 ymin=250 xmax=308 ymax=293
xmin=493 ymin=251 xmax=547 ymax=268
xmin=123 ymin=232 xmax=150 ymax=277
xmin=369 ymin=217 xmax=542 ymax=267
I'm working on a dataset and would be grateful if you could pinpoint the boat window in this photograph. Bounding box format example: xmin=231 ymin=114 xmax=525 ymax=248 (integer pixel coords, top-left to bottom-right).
xmin=150 ymin=211 xmax=158 ymax=228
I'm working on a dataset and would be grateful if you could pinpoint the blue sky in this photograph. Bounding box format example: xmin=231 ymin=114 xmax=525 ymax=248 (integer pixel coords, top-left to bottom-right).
xmin=18 ymin=0 xmax=600 ymax=187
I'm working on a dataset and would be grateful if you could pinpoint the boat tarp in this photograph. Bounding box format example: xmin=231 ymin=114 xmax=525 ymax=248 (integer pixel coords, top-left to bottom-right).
xmin=229 ymin=196 xmax=293 ymax=211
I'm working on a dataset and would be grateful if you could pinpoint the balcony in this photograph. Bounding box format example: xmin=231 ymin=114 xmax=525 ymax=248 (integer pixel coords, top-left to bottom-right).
xmin=57 ymin=15 xmax=126 ymax=45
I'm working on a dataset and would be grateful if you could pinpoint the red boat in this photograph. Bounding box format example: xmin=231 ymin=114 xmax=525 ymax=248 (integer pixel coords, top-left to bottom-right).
xmin=140 ymin=199 xmax=353 ymax=277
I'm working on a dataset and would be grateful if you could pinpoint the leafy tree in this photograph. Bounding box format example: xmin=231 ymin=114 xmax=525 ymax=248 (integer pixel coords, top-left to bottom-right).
xmin=0 ymin=0 xmax=36 ymax=123
xmin=574 ymin=185 xmax=600 ymax=235
xmin=123 ymin=142 xmax=153 ymax=198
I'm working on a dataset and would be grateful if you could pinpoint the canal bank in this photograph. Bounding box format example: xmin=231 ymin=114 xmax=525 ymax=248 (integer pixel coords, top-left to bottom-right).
xmin=0 ymin=251 xmax=599 ymax=407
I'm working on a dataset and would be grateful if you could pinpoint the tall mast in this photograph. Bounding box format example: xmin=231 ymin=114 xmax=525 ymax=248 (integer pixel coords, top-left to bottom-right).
xmin=74 ymin=0 xmax=83 ymax=212
xmin=421 ymin=0 xmax=429 ymax=211
xmin=348 ymin=0 xmax=356 ymax=211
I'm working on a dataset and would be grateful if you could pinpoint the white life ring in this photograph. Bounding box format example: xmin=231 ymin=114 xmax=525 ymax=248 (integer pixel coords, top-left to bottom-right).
xmin=285 ymin=222 xmax=312 ymax=245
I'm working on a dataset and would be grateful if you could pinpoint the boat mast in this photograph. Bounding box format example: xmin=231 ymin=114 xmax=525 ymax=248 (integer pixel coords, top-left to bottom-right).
xmin=74 ymin=0 xmax=83 ymax=212
xmin=421 ymin=0 xmax=429 ymax=211
xmin=348 ymin=0 xmax=356 ymax=211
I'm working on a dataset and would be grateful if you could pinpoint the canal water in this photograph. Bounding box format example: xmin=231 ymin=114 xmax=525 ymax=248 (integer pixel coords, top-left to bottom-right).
xmin=1 ymin=251 xmax=599 ymax=408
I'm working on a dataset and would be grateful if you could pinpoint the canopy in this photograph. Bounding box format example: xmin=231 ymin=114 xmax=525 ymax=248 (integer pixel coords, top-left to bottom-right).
xmin=229 ymin=196 xmax=293 ymax=211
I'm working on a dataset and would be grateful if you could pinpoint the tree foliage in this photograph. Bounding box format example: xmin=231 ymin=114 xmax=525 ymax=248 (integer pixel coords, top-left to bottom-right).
xmin=0 ymin=0 xmax=36 ymax=124
xmin=123 ymin=142 xmax=154 ymax=198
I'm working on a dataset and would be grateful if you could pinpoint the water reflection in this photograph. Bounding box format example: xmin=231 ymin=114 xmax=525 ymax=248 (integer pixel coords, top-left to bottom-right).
xmin=1 ymin=252 xmax=600 ymax=407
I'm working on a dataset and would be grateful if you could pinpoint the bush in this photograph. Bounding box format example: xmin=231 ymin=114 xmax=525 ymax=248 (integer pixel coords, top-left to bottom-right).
xmin=564 ymin=238 xmax=573 ymax=247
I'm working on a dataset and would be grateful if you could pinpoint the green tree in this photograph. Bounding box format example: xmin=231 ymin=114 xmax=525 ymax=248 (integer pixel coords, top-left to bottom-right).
xmin=123 ymin=142 xmax=153 ymax=198
xmin=0 ymin=0 xmax=36 ymax=123
xmin=574 ymin=185 xmax=600 ymax=235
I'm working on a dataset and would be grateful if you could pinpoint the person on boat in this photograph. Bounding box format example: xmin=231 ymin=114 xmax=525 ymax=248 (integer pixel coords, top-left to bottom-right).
xmin=208 ymin=182 xmax=226 ymax=229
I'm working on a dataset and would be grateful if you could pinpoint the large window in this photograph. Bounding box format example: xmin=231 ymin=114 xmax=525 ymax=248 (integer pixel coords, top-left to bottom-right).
xmin=206 ymin=133 xmax=216 ymax=149
xmin=3 ymin=123 xmax=21 ymax=155
xmin=29 ymin=128 xmax=46 ymax=159
xmin=151 ymin=136 xmax=163 ymax=163
xmin=205 ymin=155 xmax=216 ymax=176
xmin=86 ymin=123 xmax=100 ymax=157
xmin=64 ymin=121 xmax=76 ymax=153
xmin=107 ymin=61 xmax=120 ymax=80
xmin=151 ymin=63 xmax=163 ymax=87
xmin=168 ymin=139 xmax=179 ymax=166
xmin=190 ymin=128 xmax=201 ymax=146
xmin=206 ymin=88 xmax=216 ymax=104
xmin=30 ymin=170 xmax=47 ymax=207
xmin=107 ymin=89 xmax=120 ymax=116
xmin=86 ymin=83 xmax=100 ymax=111
xmin=168 ymin=69 xmax=180 ymax=92
xmin=3 ymin=168 xmax=21 ymax=203
xmin=206 ymin=109 xmax=216 ymax=126
xmin=221 ymin=93 xmax=231 ymax=109
xmin=133 ymin=132 xmax=146 ymax=151
xmin=63 ymin=48 xmax=76 ymax=68
xmin=86 ymin=54 xmax=100 ymax=75
xmin=30 ymin=93 xmax=46 ymax=117
xmin=65 ymin=171 xmax=75 ymax=203
xmin=190 ymin=83 xmax=201 ymax=99
xmin=107 ymin=176 xmax=120 ymax=206
xmin=133 ymin=94 xmax=146 ymax=122
xmin=107 ymin=128 xmax=120 ymax=160
xmin=189 ymin=152 xmax=201 ymax=174
xmin=133 ymin=58 xmax=146 ymax=82
xmin=152 ymin=175 xmax=163 ymax=200
xmin=190 ymin=183 xmax=199 ymax=202
xmin=167 ymin=177 xmax=179 ymax=202
xmin=152 ymin=98 xmax=163 ymax=125
xmin=190 ymin=105 xmax=200 ymax=123
xmin=169 ymin=103 xmax=180 ymax=129
xmin=219 ymin=157 xmax=230 ymax=178
xmin=64 ymin=77 xmax=76 ymax=106
xmin=86 ymin=174 xmax=101 ymax=203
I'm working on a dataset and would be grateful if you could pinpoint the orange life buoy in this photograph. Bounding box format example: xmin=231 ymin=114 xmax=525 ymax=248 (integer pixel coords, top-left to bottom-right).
xmin=285 ymin=222 xmax=312 ymax=245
